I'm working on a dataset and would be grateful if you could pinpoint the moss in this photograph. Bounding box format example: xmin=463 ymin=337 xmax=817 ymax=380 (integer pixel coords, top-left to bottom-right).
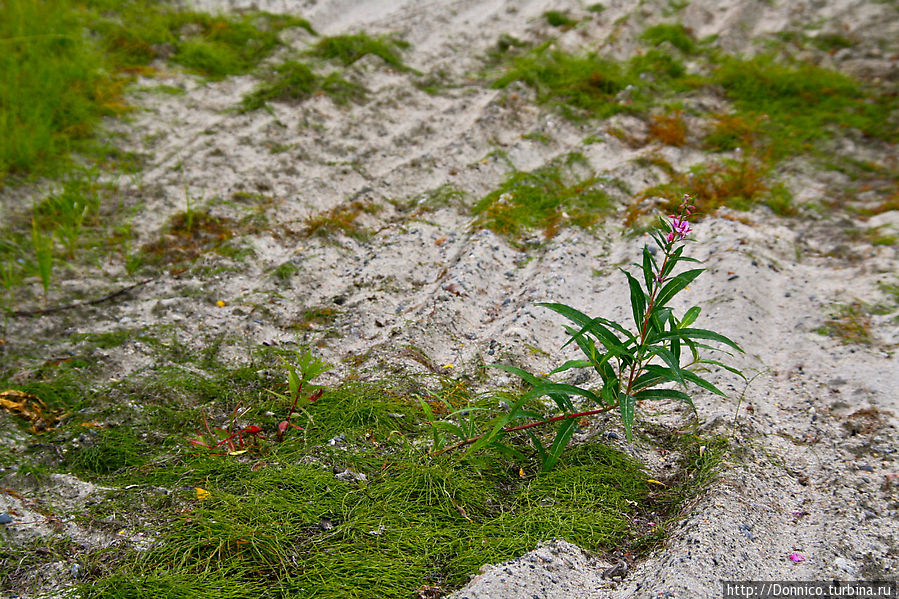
xmin=238 ymin=60 xmax=366 ymax=112
xmin=473 ymin=154 xmax=615 ymax=242
xmin=492 ymin=42 xmax=692 ymax=120
xmin=140 ymin=210 xmax=234 ymax=268
xmin=648 ymin=109 xmax=687 ymax=146
xmin=79 ymin=401 xmax=651 ymax=599
xmin=309 ymin=33 xmax=413 ymax=71
xmin=815 ymin=302 xmax=874 ymax=346
xmin=302 ymin=199 xmax=378 ymax=241
xmin=810 ymin=33 xmax=855 ymax=52
xmin=712 ymin=54 xmax=897 ymax=157
xmin=493 ymin=43 xmax=632 ymax=119
xmin=543 ymin=10 xmax=578 ymax=28
xmin=632 ymin=155 xmax=773 ymax=221
xmin=641 ymin=23 xmax=696 ymax=54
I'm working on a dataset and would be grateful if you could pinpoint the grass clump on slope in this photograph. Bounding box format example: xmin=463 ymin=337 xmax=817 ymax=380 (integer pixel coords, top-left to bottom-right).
xmin=78 ymin=381 xmax=651 ymax=598
xmin=473 ymin=153 xmax=615 ymax=242
xmin=0 ymin=0 xmax=312 ymax=184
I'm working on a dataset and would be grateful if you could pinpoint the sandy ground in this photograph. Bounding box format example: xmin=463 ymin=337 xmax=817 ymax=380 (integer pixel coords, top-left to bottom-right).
xmin=2 ymin=0 xmax=898 ymax=597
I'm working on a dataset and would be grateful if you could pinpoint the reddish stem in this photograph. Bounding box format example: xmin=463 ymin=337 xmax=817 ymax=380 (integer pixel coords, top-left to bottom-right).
xmin=430 ymin=405 xmax=615 ymax=456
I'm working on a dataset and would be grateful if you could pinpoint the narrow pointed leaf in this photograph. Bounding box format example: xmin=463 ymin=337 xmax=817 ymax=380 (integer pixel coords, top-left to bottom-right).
xmin=621 ymin=269 xmax=647 ymax=330
xmin=646 ymin=346 xmax=684 ymax=384
xmin=550 ymin=360 xmax=593 ymax=375
xmin=620 ymin=394 xmax=636 ymax=441
xmin=527 ymin=430 xmax=547 ymax=463
xmin=642 ymin=246 xmax=656 ymax=292
xmin=543 ymin=419 xmax=577 ymax=472
xmin=526 ymin=383 xmax=600 ymax=409
xmin=540 ymin=302 xmax=633 ymax=338
xmin=680 ymin=306 xmax=701 ymax=328
xmin=655 ymin=269 xmax=704 ymax=308
xmin=649 ymin=328 xmax=743 ymax=353
xmin=681 ymin=370 xmax=727 ymax=397
xmin=490 ymin=364 xmax=545 ymax=387
xmin=694 ymin=359 xmax=746 ymax=379
xmin=633 ymin=387 xmax=695 ymax=409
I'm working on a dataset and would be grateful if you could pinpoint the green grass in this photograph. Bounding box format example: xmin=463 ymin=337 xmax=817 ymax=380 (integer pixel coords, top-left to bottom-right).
xmin=309 ymin=33 xmax=413 ymax=71
xmin=75 ymin=380 xmax=653 ymax=599
xmin=543 ymin=10 xmax=578 ymax=28
xmin=0 ymin=0 xmax=311 ymax=184
xmin=641 ymin=23 xmax=696 ymax=53
xmin=491 ymin=42 xmax=693 ymax=119
xmin=85 ymin=2 xmax=314 ymax=76
xmin=473 ymin=153 xmax=615 ymax=241
xmin=0 ymin=330 xmax=729 ymax=599
xmin=712 ymin=54 xmax=898 ymax=158
xmin=239 ymin=60 xmax=366 ymax=112
xmin=0 ymin=0 xmax=119 ymax=184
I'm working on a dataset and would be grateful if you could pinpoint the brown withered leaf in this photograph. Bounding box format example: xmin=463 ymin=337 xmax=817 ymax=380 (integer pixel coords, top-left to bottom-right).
xmin=0 ymin=390 xmax=64 ymax=433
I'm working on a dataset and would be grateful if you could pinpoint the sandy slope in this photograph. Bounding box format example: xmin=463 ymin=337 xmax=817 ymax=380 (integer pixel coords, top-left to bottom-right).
xmin=2 ymin=0 xmax=898 ymax=596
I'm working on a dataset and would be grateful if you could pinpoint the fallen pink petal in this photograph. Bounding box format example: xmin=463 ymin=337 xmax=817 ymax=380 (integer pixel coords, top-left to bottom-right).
xmin=789 ymin=552 xmax=806 ymax=563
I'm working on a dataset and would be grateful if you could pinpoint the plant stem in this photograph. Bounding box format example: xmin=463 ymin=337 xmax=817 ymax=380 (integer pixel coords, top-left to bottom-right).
xmin=622 ymin=241 xmax=674 ymax=399
xmin=430 ymin=405 xmax=615 ymax=456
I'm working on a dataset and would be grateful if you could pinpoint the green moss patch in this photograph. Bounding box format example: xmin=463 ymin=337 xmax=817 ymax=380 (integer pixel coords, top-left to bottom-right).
xmin=491 ymin=41 xmax=694 ymax=120
xmin=712 ymin=54 xmax=897 ymax=157
xmin=473 ymin=153 xmax=615 ymax=242
xmin=239 ymin=60 xmax=366 ymax=112
xmin=309 ymin=33 xmax=413 ymax=71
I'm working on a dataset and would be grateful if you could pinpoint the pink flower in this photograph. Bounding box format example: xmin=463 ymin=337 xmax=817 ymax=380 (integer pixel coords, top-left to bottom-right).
xmin=669 ymin=216 xmax=692 ymax=241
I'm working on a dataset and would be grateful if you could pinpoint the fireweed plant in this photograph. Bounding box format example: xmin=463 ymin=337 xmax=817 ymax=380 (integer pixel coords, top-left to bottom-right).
xmin=440 ymin=197 xmax=744 ymax=471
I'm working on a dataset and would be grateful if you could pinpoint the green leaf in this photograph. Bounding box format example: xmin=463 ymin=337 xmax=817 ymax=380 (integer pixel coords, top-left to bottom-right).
xmin=543 ymin=419 xmax=577 ymax=472
xmin=655 ymin=269 xmax=704 ymax=308
xmin=694 ymin=358 xmax=746 ymax=379
xmin=490 ymin=364 xmax=545 ymax=386
xmin=642 ymin=246 xmax=657 ymax=292
xmin=646 ymin=346 xmax=684 ymax=384
xmin=622 ymin=269 xmax=647 ymax=331
xmin=631 ymin=370 xmax=667 ymax=392
xmin=680 ymin=306 xmax=701 ymax=328
xmin=681 ymin=370 xmax=728 ymax=397
xmin=620 ymin=394 xmax=636 ymax=441
xmin=528 ymin=431 xmax=547 ymax=463
xmin=660 ymin=246 xmax=684 ymax=279
xmin=633 ymin=387 xmax=694 ymax=408
xmin=433 ymin=421 xmax=468 ymax=440
xmin=648 ymin=328 xmax=743 ymax=353
xmin=601 ymin=379 xmax=619 ymax=405
xmin=550 ymin=360 xmax=593 ymax=375
xmin=526 ymin=383 xmax=601 ymax=409
xmin=490 ymin=441 xmax=529 ymax=462
xmin=561 ymin=317 xmax=629 ymax=356
xmin=538 ymin=302 xmax=591 ymax=327
xmin=288 ymin=369 xmax=301 ymax=396
xmin=539 ymin=302 xmax=633 ymax=338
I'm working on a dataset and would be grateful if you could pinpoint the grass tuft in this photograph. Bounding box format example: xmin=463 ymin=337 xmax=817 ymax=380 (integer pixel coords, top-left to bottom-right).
xmin=712 ymin=54 xmax=897 ymax=157
xmin=473 ymin=154 xmax=614 ymax=241
xmin=239 ymin=60 xmax=366 ymax=112
xmin=641 ymin=23 xmax=696 ymax=54
xmin=492 ymin=42 xmax=692 ymax=120
xmin=309 ymin=33 xmax=413 ymax=71
xmin=543 ymin=11 xmax=578 ymax=28
xmin=0 ymin=0 xmax=117 ymax=183
xmin=648 ymin=110 xmax=687 ymax=146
